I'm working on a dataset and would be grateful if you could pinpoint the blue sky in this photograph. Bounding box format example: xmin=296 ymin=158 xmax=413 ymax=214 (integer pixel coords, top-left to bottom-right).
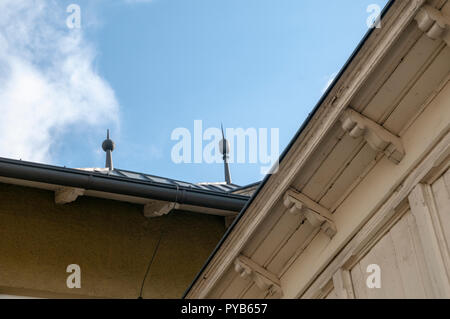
xmin=0 ymin=0 xmax=387 ymax=186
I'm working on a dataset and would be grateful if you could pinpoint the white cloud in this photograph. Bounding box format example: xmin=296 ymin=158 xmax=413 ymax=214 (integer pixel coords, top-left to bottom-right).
xmin=0 ymin=0 xmax=119 ymax=163
xmin=321 ymin=72 xmax=337 ymax=94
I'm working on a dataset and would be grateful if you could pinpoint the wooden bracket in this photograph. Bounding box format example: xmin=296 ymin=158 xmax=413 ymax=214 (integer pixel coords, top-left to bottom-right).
xmin=55 ymin=187 xmax=85 ymax=205
xmin=144 ymin=200 xmax=178 ymax=218
xmin=283 ymin=188 xmax=337 ymax=238
xmin=414 ymin=5 xmax=450 ymax=46
xmin=340 ymin=108 xmax=405 ymax=164
xmin=234 ymin=254 xmax=283 ymax=297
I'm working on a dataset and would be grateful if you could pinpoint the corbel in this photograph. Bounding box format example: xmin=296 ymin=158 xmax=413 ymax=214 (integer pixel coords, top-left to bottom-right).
xmin=283 ymin=188 xmax=337 ymax=238
xmin=234 ymin=254 xmax=283 ymax=297
xmin=55 ymin=187 xmax=85 ymax=204
xmin=414 ymin=5 xmax=450 ymax=46
xmin=144 ymin=200 xmax=178 ymax=218
xmin=340 ymin=107 xmax=405 ymax=164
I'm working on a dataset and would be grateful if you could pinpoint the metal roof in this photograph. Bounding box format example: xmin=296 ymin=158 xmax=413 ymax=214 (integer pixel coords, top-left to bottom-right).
xmin=77 ymin=167 xmax=242 ymax=194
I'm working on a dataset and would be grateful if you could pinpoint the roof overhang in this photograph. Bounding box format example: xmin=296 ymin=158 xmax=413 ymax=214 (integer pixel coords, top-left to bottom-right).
xmin=184 ymin=0 xmax=450 ymax=298
xmin=0 ymin=157 xmax=249 ymax=216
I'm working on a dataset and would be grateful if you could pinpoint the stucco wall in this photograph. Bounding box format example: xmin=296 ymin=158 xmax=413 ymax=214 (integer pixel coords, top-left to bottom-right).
xmin=0 ymin=183 xmax=225 ymax=298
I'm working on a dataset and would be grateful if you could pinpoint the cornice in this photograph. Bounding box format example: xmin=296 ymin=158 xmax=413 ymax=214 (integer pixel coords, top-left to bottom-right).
xmin=186 ymin=0 xmax=428 ymax=299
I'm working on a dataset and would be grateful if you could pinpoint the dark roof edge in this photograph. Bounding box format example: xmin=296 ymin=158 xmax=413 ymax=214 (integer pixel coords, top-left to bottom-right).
xmin=229 ymin=181 xmax=261 ymax=193
xmin=0 ymin=157 xmax=249 ymax=212
xmin=182 ymin=0 xmax=396 ymax=298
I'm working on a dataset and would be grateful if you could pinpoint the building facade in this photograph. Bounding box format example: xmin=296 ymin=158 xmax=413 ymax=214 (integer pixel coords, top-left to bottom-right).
xmin=0 ymin=0 xmax=449 ymax=299
xmin=185 ymin=0 xmax=450 ymax=299
xmin=0 ymin=159 xmax=253 ymax=298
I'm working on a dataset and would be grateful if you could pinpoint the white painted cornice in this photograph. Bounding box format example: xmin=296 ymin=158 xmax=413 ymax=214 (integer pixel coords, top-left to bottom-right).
xmin=185 ymin=0 xmax=428 ymax=299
